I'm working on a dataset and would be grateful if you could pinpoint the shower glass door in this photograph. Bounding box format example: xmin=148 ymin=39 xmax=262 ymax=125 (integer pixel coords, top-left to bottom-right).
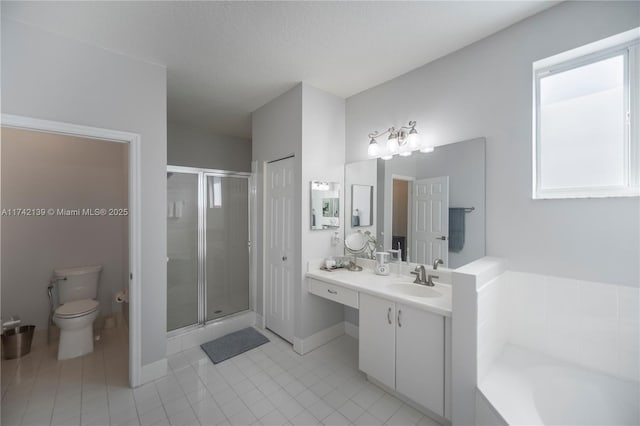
xmin=167 ymin=167 xmax=251 ymax=334
xmin=166 ymin=171 xmax=200 ymax=331
xmin=205 ymin=175 xmax=249 ymax=321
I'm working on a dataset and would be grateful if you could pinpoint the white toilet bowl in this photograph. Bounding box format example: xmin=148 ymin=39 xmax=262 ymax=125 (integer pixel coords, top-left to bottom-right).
xmin=53 ymin=299 xmax=99 ymax=360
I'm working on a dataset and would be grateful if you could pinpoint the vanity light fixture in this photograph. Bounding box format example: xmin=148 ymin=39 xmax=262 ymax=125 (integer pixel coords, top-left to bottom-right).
xmin=311 ymin=181 xmax=331 ymax=191
xmin=367 ymin=121 xmax=432 ymax=159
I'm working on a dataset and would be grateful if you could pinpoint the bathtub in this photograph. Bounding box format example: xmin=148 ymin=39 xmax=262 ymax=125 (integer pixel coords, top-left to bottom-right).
xmin=479 ymin=344 xmax=639 ymax=425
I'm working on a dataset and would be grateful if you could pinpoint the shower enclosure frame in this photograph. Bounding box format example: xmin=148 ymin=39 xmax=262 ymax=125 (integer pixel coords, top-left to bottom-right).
xmin=167 ymin=165 xmax=253 ymax=337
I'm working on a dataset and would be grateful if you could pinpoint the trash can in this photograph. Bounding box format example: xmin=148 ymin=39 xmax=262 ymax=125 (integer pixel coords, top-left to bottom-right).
xmin=2 ymin=325 xmax=35 ymax=359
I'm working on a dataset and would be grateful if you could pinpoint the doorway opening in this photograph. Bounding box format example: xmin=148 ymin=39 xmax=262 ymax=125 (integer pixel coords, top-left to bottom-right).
xmin=1 ymin=114 xmax=141 ymax=387
xmin=392 ymin=179 xmax=410 ymax=261
xmin=390 ymin=175 xmax=450 ymax=267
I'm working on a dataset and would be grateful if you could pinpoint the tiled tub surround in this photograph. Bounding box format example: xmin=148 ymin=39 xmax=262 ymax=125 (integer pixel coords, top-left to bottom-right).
xmin=477 ymin=271 xmax=640 ymax=425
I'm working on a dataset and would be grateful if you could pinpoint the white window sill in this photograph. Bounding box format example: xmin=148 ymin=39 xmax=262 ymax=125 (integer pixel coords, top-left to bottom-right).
xmin=533 ymin=187 xmax=640 ymax=200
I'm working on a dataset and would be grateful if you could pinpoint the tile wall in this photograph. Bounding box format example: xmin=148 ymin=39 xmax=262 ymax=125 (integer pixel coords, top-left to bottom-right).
xmin=477 ymin=271 xmax=639 ymax=382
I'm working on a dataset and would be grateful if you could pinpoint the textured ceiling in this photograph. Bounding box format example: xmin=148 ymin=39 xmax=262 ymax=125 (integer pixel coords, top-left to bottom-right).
xmin=3 ymin=1 xmax=558 ymax=139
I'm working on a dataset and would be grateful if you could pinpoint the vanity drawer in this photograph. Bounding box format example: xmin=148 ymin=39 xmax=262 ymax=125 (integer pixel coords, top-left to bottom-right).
xmin=308 ymin=278 xmax=359 ymax=309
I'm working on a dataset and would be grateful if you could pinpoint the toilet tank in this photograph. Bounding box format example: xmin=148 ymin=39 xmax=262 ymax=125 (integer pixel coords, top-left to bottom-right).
xmin=54 ymin=265 xmax=102 ymax=304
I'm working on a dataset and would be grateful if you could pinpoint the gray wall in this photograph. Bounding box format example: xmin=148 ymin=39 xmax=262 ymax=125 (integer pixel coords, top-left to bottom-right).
xmin=1 ymin=18 xmax=168 ymax=366
xmin=252 ymin=83 xmax=346 ymax=342
xmin=252 ymin=84 xmax=303 ymax=322
xmin=300 ymin=84 xmax=346 ymax=339
xmin=346 ymin=2 xmax=640 ymax=287
xmin=1 ymin=129 xmax=129 ymax=328
xmin=168 ymin=122 xmax=251 ymax=172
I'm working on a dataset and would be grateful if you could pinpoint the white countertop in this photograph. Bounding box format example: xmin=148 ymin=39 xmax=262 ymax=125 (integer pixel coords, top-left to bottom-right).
xmin=306 ymin=266 xmax=452 ymax=317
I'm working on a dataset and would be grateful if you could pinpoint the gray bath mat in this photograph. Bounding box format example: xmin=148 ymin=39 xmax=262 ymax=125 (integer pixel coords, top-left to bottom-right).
xmin=201 ymin=327 xmax=269 ymax=364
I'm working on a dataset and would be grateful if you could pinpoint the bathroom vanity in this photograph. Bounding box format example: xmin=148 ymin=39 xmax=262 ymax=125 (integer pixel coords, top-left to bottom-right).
xmin=306 ymin=265 xmax=452 ymax=422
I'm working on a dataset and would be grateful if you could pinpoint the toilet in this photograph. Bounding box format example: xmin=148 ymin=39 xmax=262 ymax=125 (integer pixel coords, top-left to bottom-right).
xmin=52 ymin=265 xmax=102 ymax=360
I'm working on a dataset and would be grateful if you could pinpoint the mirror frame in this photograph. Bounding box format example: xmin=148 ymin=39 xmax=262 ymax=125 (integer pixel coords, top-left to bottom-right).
xmin=310 ymin=180 xmax=341 ymax=230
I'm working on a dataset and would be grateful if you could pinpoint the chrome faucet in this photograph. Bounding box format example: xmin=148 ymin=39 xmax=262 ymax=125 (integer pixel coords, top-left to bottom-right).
xmin=410 ymin=265 xmax=437 ymax=287
xmin=410 ymin=265 xmax=426 ymax=284
xmin=433 ymin=258 xmax=444 ymax=270
xmin=426 ymin=272 xmax=439 ymax=286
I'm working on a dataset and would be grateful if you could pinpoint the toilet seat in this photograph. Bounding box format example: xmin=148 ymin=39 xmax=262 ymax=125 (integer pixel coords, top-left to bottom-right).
xmin=55 ymin=299 xmax=99 ymax=319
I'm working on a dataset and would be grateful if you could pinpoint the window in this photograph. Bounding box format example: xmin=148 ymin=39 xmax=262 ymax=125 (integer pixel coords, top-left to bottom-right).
xmin=533 ymin=32 xmax=639 ymax=199
xmin=208 ymin=176 xmax=222 ymax=208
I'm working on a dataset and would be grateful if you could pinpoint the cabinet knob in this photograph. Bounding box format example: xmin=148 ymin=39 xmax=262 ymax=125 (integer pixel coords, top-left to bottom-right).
xmin=387 ymin=307 xmax=392 ymax=325
xmin=282 ymin=256 xmax=287 ymax=261
xmin=397 ymin=309 xmax=402 ymax=327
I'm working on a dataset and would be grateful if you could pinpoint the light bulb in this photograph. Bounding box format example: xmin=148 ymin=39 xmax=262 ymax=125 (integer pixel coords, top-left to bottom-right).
xmin=387 ymin=133 xmax=399 ymax=152
xmin=407 ymin=130 xmax=419 ymax=149
xmin=368 ymin=139 xmax=379 ymax=157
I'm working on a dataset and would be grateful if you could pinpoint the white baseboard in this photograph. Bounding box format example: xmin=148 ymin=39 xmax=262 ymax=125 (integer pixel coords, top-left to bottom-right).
xmin=140 ymin=358 xmax=167 ymax=385
xmin=293 ymin=321 xmax=345 ymax=355
xmin=345 ymin=322 xmax=359 ymax=339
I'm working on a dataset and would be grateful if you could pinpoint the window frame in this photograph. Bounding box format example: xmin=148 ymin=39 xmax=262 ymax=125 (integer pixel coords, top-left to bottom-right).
xmin=533 ymin=38 xmax=640 ymax=200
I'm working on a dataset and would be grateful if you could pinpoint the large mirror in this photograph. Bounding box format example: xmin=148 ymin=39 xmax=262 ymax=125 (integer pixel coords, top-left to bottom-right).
xmin=344 ymin=137 xmax=485 ymax=269
xmin=310 ymin=181 xmax=340 ymax=230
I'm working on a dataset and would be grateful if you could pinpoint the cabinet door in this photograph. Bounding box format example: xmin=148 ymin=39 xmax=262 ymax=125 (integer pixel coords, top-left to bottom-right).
xmin=359 ymin=293 xmax=396 ymax=389
xmin=395 ymin=303 xmax=444 ymax=417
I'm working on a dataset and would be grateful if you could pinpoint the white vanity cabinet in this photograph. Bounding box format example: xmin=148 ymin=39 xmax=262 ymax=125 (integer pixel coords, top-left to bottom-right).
xmin=359 ymin=292 xmax=445 ymax=418
xmin=359 ymin=293 xmax=396 ymax=389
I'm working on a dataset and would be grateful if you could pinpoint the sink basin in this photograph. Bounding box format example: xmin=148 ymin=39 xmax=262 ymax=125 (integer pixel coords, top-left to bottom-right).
xmin=387 ymin=282 xmax=442 ymax=298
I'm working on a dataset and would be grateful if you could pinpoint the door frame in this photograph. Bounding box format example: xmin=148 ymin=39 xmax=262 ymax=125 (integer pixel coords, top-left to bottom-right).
xmin=166 ymin=165 xmax=253 ymax=336
xmin=389 ymin=174 xmax=415 ymax=254
xmin=1 ymin=114 xmax=143 ymax=387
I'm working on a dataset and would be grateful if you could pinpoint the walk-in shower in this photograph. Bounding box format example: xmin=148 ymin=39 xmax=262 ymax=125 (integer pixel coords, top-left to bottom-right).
xmin=166 ymin=166 xmax=251 ymax=333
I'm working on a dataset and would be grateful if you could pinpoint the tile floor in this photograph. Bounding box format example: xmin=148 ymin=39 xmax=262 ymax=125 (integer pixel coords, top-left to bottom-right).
xmin=2 ymin=326 xmax=441 ymax=426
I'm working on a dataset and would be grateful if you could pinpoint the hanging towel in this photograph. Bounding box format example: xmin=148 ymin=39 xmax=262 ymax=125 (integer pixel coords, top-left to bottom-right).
xmin=448 ymin=208 xmax=466 ymax=253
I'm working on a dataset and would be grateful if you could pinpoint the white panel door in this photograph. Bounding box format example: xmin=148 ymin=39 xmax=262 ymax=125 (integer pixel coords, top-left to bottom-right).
xmin=411 ymin=177 xmax=449 ymax=266
xmin=395 ymin=303 xmax=445 ymax=417
xmin=265 ymin=157 xmax=295 ymax=342
xmin=359 ymin=293 xmax=396 ymax=390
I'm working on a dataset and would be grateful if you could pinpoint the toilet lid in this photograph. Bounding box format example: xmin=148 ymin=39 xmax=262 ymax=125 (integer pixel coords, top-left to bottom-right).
xmin=55 ymin=299 xmax=99 ymax=318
